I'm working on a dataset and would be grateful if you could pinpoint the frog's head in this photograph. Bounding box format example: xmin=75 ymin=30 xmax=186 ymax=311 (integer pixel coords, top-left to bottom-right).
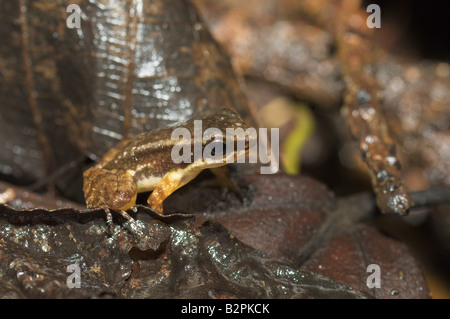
xmin=83 ymin=167 xmax=137 ymax=211
xmin=200 ymin=108 xmax=257 ymax=167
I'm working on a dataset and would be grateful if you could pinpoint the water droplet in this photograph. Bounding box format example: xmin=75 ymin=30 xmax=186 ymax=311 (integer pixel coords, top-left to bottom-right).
xmin=365 ymin=135 xmax=375 ymax=144
xmin=386 ymin=156 xmax=397 ymax=166
xmin=390 ymin=289 xmax=399 ymax=296
xmin=376 ymin=170 xmax=390 ymax=183
xmin=194 ymin=23 xmax=203 ymax=31
xmin=356 ymin=90 xmax=372 ymax=105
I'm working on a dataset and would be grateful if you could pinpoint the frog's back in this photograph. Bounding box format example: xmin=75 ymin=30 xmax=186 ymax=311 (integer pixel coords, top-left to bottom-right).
xmin=96 ymin=109 xmax=248 ymax=191
xmin=99 ymin=126 xmax=188 ymax=179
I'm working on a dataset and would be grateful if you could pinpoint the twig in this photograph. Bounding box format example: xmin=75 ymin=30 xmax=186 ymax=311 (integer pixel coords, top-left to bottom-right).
xmin=410 ymin=187 xmax=450 ymax=209
xmin=334 ymin=0 xmax=411 ymax=215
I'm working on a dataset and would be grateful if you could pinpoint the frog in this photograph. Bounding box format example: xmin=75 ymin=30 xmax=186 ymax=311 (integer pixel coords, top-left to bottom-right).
xmin=83 ymin=108 xmax=255 ymax=228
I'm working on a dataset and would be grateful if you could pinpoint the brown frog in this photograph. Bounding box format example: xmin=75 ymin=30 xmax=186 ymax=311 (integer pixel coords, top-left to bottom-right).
xmin=83 ymin=108 xmax=255 ymax=228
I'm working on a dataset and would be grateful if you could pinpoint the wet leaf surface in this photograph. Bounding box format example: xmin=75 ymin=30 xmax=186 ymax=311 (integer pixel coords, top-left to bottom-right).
xmin=0 ymin=172 xmax=430 ymax=298
xmin=172 ymin=172 xmax=430 ymax=298
xmin=0 ymin=205 xmax=364 ymax=298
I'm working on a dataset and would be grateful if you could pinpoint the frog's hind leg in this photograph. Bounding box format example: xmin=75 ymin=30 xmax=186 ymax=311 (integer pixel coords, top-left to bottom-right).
xmin=147 ymin=167 xmax=203 ymax=214
xmin=209 ymin=166 xmax=244 ymax=202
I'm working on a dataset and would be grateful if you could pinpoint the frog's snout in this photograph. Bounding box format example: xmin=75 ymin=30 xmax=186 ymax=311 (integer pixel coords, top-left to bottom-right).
xmin=83 ymin=167 xmax=137 ymax=211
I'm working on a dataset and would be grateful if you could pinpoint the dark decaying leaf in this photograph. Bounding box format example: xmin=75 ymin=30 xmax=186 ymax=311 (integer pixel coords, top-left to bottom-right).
xmin=123 ymin=220 xmax=367 ymax=299
xmin=0 ymin=203 xmax=175 ymax=298
xmin=0 ymin=202 xmax=364 ymax=298
xmin=0 ymin=172 xmax=430 ymax=298
xmin=168 ymin=172 xmax=430 ymax=298
xmin=0 ymin=0 xmax=253 ymax=188
xmin=301 ymin=224 xmax=430 ymax=299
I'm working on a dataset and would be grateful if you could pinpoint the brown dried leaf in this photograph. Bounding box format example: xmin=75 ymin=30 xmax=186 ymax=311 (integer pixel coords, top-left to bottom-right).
xmin=0 ymin=0 xmax=253 ymax=188
xmin=166 ymin=171 xmax=431 ymax=298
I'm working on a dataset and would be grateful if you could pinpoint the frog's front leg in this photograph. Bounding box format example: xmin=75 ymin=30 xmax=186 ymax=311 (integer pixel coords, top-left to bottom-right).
xmin=147 ymin=166 xmax=205 ymax=214
xmin=83 ymin=167 xmax=140 ymax=228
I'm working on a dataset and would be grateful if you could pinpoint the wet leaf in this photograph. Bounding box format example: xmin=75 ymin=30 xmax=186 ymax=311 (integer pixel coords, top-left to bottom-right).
xmin=166 ymin=171 xmax=431 ymax=298
xmin=0 ymin=202 xmax=363 ymax=299
xmin=0 ymin=0 xmax=253 ymax=190
xmin=0 ymin=170 xmax=431 ymax=298
xmin=123 ymin=220 xmax=367 ymax=298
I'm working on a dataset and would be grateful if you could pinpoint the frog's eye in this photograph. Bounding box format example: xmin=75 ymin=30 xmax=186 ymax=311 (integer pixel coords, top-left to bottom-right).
xmin=209 ymin=140 xmax=226 ymax=157
xmin=203 ymin=139 xmax=227 ymax=163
